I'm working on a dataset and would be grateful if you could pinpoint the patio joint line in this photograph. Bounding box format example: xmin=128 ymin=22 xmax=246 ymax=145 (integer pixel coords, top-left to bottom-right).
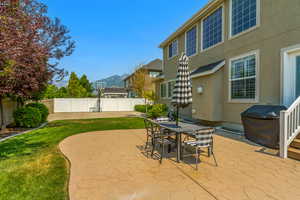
xmin=170 ymin=161 xmax=219 ymax=200
xmin=133 ymin=133 xmax=219 ymax=200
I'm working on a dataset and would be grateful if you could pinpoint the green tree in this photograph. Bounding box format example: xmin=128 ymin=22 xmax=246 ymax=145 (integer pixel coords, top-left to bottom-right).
xmin=79 ymin=74 xmax=93 ymax=95
xmin=57 ymin=87 xmax=68 ymax=98
xmin=44 ymin=85 xmax=59 ymax=99
xmin=67 ymin=72 xmax=87 ymax=97
xmin=131 ymin=67 xmax=155 ymax=112
xmin=41 ymin=85 xmax=68 ymax=99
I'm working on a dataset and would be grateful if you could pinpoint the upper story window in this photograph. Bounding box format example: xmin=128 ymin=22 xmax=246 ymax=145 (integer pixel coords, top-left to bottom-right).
xmin=186 ymin=26 xmax=197 ymax=57
xmin=168 ymin=40 xmax=178 ymax=58
xmin=229 ymin=51 xmax=259 ymax=101
xmin=230 ymin=0 xmax=258 ymax=37
xmin=202 ymin=6 xmax=223 ymax=50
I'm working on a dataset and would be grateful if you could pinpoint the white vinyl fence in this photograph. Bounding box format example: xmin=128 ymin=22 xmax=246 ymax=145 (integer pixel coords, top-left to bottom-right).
xmin=53 ymin=98 xmax=146 ymax=113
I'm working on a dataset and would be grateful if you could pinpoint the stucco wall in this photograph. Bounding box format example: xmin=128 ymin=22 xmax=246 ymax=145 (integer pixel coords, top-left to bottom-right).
xmin=0 ymin=99 xmax=17 ymax=127
xmin=159 ymin=0 xmax=300 ymax=124
xmin=155 ymin=79 xmax=192 ymax=120
xmin=192 ymin=68 xmax=224 ymax=121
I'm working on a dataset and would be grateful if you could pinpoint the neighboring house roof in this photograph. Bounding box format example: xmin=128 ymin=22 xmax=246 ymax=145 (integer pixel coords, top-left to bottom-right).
xmin=103 ymin=88 xmax=128 ymax=94
xmin=159 ymin=0 xmax=220 ymax=48
xmin=123 ymin=74 xmax=131 ymax=81
xmin=123 ymin=59 xmax=162 ymax=81
xmin=142 ymin=59 xmax=162 ymax=71
xmin=190 ymin=60 xmax=225 ymax=78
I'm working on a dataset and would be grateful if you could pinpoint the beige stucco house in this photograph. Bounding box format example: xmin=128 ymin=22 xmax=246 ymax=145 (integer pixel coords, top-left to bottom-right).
xmin=124 ymin=59 xmax=162 ymax=98
xmin=157 ymin=0 xmax=300 ymax=131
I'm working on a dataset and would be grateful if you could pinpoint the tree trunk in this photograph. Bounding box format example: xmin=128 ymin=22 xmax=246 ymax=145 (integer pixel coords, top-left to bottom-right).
xmin=0 ymin=97 xmax=6 ymax=130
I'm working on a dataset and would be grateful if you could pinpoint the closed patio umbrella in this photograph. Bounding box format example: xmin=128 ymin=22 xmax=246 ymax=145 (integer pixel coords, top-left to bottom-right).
xmin=172 ymin=53 xmax=192 ymax=126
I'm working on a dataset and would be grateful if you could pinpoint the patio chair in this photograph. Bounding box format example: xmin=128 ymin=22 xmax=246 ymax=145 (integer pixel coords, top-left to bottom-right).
xmin=144 ymin=119 xmax=154 ymax=152
xmin=183 ymin=129 xmax=218 ymax=170
xmin=151 ymin=123 xmax=176 ymax=164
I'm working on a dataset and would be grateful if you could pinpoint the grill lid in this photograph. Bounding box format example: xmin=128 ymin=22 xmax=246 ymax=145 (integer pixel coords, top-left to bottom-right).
xmin=241 ymin=105 xmax=287 ymax=119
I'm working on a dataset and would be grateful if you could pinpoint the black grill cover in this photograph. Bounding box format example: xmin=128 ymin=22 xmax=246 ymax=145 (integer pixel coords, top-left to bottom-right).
xmin=241 ymin=105 xmax=287 ymax=119
xmin=241 ymin=105 xmax=287 ymax=149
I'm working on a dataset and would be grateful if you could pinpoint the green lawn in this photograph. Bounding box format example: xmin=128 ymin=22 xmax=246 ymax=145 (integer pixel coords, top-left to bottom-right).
xmin=0 ymin=117 xmax=144 ymax=200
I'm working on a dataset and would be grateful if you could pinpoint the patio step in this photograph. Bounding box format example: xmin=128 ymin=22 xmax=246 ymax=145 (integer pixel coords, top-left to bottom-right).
xmin=288 ymin=147 xmax=300 ymax=161
xmin=291 ymin=139 xmax=300 ymax=149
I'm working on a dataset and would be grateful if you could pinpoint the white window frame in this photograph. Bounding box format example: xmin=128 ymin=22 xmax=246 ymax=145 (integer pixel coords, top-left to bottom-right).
xmin=200 ymin=4 xmax=225 ymax=52
xmin=185 ymin=24 xmax=198 ymax=57
xmin=228 ymin=50 xmax=260 ymax=103
xmin=167 ymin=80 xmax=176 ymax=99
xmin=168 ymin=40 xmax=179 ymax=60
xmin=229 ymin=0 xmax=261 ymax=40
xmin=281 ymin=44 xmax=300 ymax=106
xmin=160 ymin=80 xmax=176 ymax=99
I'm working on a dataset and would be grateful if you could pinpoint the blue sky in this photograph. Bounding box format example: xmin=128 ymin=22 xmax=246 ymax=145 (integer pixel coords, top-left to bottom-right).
xmin=42 ymin=0 xmax=209 ymax=81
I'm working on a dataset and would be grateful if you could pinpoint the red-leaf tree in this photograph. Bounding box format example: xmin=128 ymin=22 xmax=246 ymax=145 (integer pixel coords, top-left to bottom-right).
xmin=0 ymin=0 xmax=75 ymax=128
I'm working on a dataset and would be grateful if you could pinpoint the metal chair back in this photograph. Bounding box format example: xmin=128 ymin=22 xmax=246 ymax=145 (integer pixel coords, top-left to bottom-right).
xmin=144 ymin=119 xmax=153 ymax=136
xmin=194 ymin=129 xmax=214 ymax=148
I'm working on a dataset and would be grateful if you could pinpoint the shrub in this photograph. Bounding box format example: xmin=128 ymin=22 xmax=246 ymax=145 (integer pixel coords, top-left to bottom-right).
xmin=13 ymin=107 xmax=42 ymax=128
xmin=26 ymin=103 xmax=49 ymax=122
xmin=134 ymin=105 xmax=145 ymax=113
xmin=147 ymin=104 xmax=168 ymax=119
xmin=134 ymin=104 xmax=153 ymax=113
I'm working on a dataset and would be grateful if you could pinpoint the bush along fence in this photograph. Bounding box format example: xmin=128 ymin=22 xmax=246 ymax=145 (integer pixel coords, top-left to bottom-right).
xmin=134 ymin=104 xmax=168 ymax=119
xmin=14 ymin=103 xmax=49 ymax=128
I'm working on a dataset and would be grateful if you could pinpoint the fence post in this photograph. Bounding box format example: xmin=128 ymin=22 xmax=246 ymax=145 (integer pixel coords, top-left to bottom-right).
xmin=280 ymin=111 xmax=288 ymax=158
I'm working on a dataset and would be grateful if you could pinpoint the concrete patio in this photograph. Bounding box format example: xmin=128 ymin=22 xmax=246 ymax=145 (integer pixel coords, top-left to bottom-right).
xmin=60 ymin=129 xmax=300 ymax=200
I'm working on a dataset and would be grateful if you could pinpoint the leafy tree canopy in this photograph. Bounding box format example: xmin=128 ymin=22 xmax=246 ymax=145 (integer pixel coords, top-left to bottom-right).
xmin=79 ymin=74 xmax=93 ymax=95
xmin=0 ymin=0 xmax=75 ymax=100
xmin=42 ymin=72 xmax=94 ymax=99
xmin=67 ymin=72 xmax=88 ymax=98
xmin=0 ymin=0 xmax=75 ymax=128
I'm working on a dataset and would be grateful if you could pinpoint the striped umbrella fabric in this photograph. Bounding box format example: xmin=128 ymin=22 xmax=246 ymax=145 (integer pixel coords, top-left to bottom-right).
xmin=172 ymin=53 xmax=192 ymax=107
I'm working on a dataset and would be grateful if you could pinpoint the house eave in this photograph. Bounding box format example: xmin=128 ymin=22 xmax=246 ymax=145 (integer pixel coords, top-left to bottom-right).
xmin=191 ymin=60 xmax=225 ymax=79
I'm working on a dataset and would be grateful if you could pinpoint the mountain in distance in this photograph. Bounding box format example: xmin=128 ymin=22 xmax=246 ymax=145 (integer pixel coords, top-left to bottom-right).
xmin=95 ymin=74 xmax=128 ymax=88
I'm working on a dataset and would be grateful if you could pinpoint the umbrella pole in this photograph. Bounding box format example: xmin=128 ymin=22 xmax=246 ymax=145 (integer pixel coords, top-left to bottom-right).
xmin=176 ymin=105 xmax=179 ymax=126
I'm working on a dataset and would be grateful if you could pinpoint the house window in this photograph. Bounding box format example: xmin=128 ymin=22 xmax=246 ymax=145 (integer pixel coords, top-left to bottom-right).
xmin=202 ymin=7 xmax=223 ymax=50
xmin=186 ymin=26 xmax=197 ymax=56
xmin=160 ymin=83 xmax=167 ymax=98
xmin=167 ymin=81 xmax=175 ymax=98
xmin=168 ymin=40 xmax=178 ymax=58
xmin=231 ymin=0 xmax=258 ymax=37
xmin=149 ymin=71 xmax=160 ymax=78
xmin=230 ymin=52 xmax=258 ymax=100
